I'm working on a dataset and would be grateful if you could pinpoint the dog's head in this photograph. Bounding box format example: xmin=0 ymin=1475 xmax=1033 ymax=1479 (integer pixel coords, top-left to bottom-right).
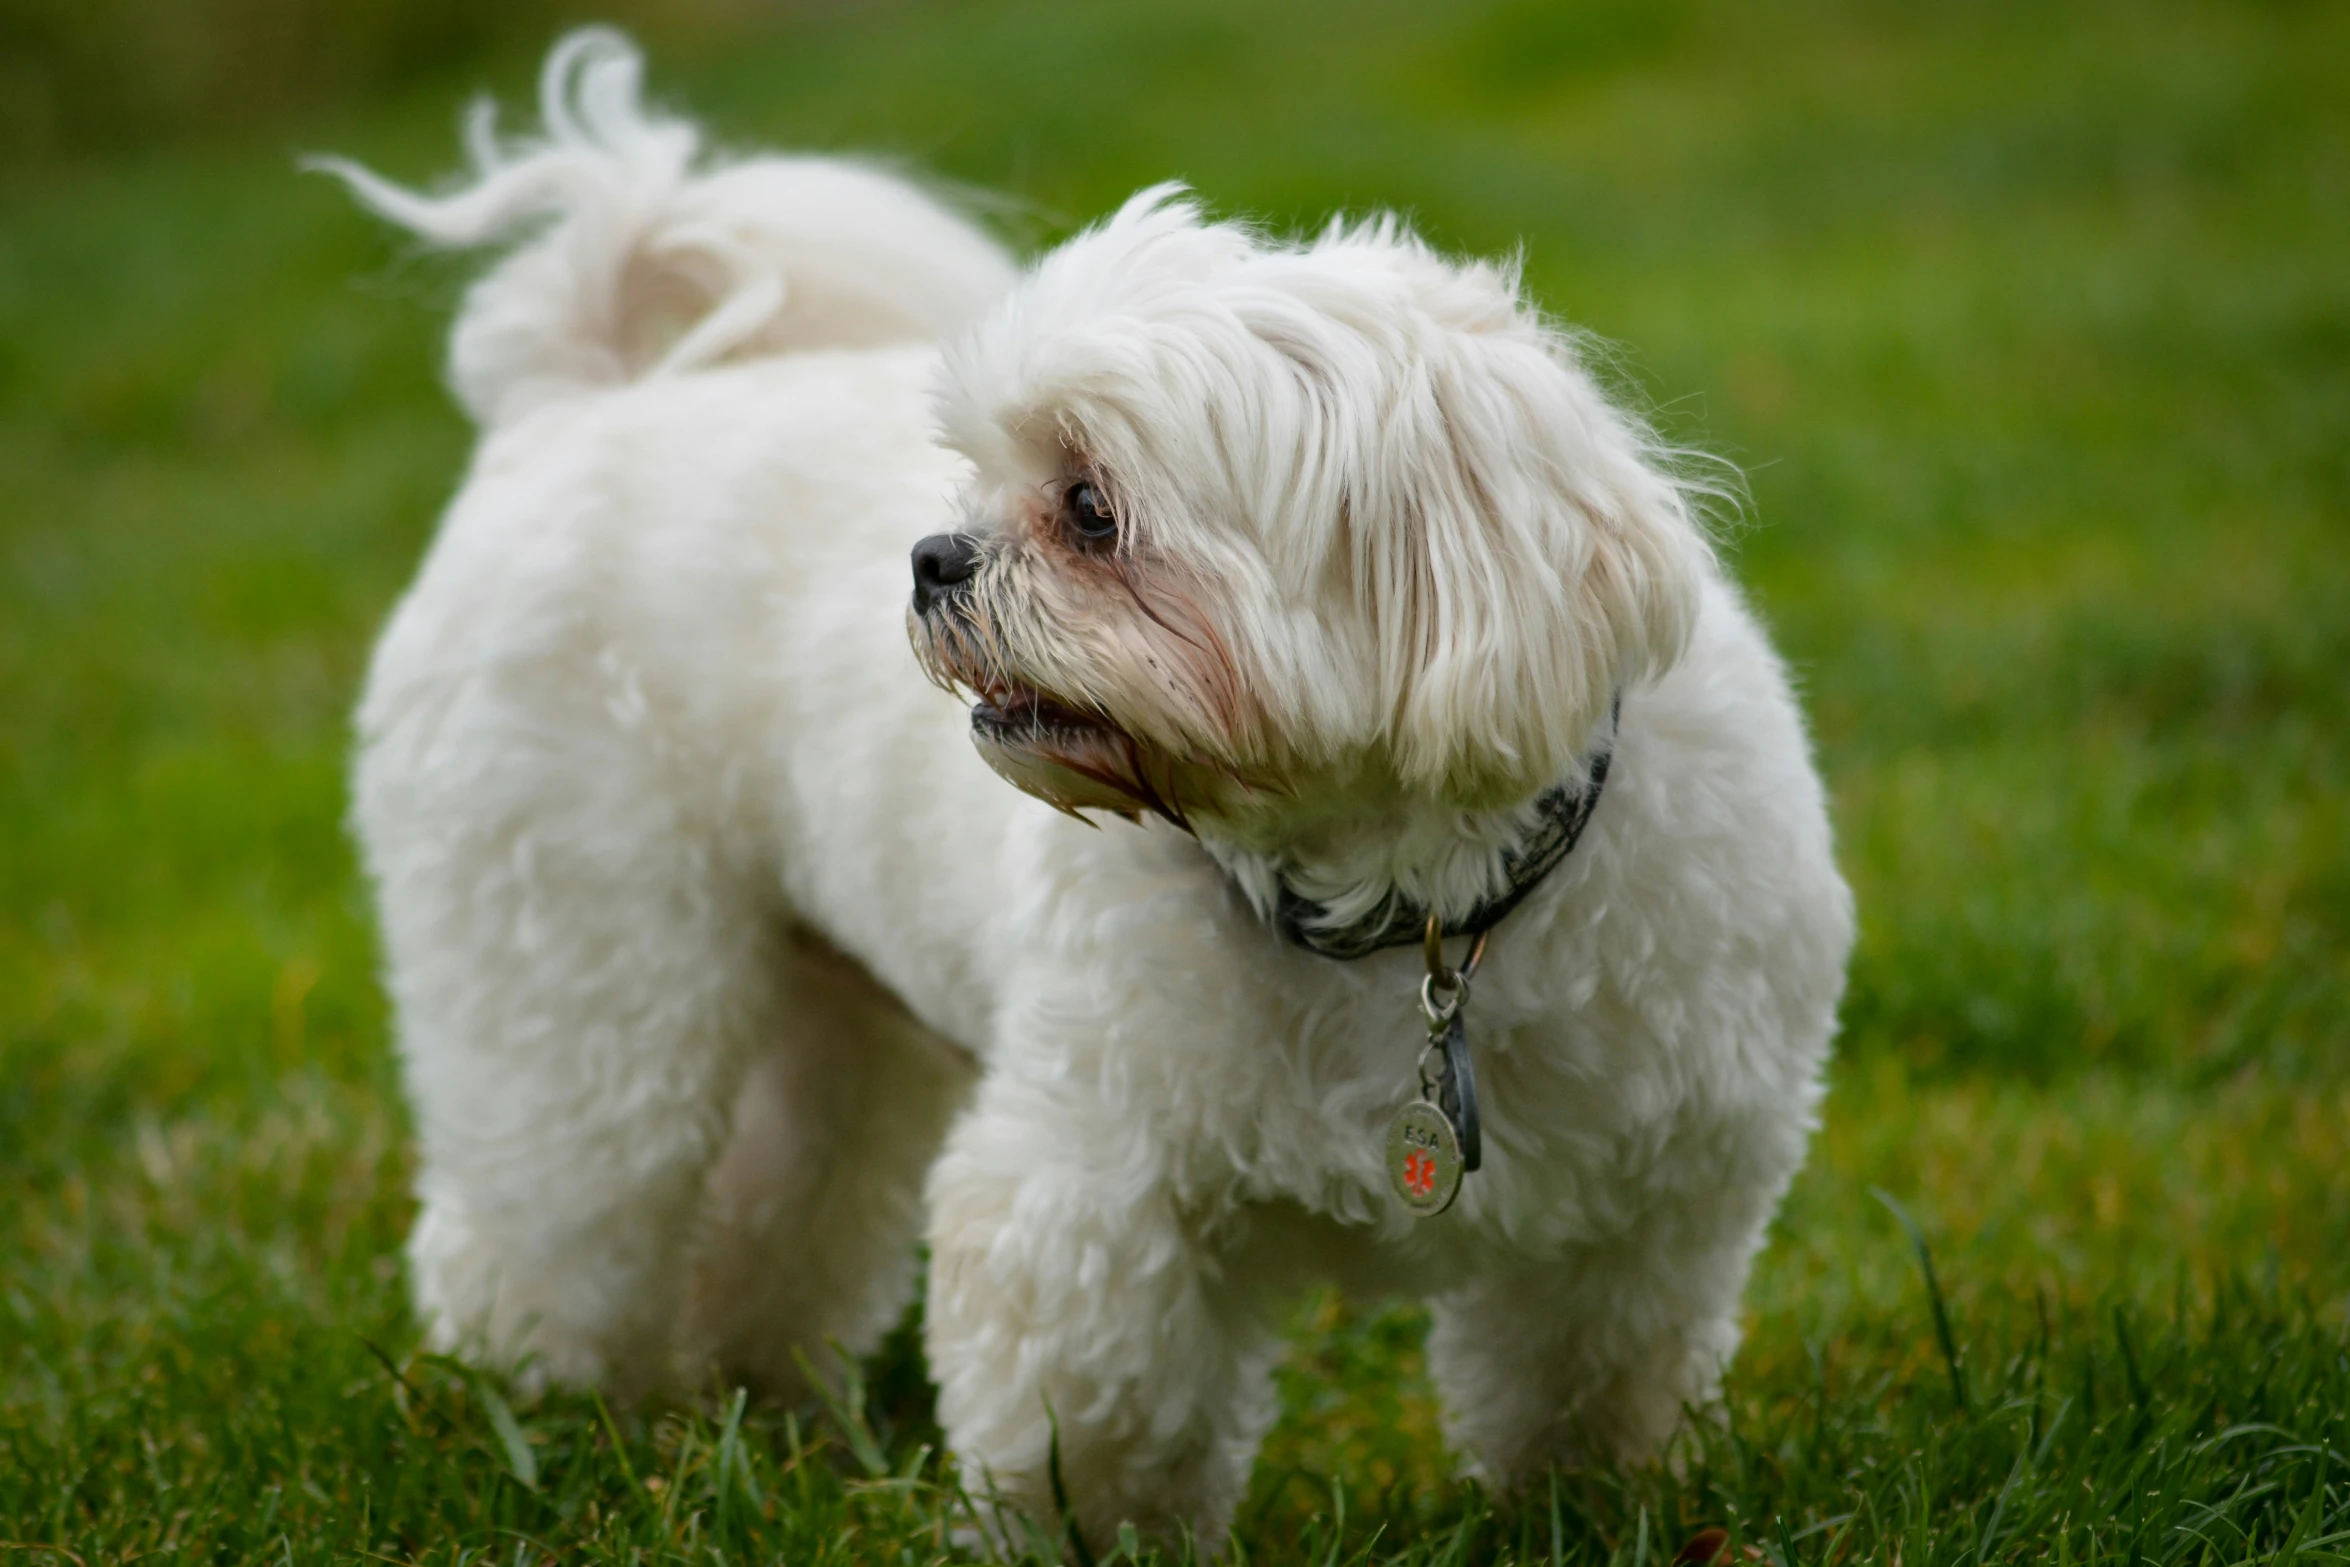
xmin=909 ymin=187 xmax=1712 ymax=832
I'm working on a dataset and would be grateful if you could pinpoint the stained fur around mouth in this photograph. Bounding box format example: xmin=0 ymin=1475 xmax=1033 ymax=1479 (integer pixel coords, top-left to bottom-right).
xmin=912 ymin=601 xmax=1193 ymax=826
xmin=970 ymin=682 xmax=1194 ymax=829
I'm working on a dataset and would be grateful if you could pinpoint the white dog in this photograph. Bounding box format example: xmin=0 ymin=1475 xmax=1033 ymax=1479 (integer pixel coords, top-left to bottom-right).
xmin=326 ymin=31 xmax=1852 ymax=1550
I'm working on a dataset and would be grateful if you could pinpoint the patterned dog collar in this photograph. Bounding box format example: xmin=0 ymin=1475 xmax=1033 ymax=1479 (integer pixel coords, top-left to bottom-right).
xmin=1271 ymin=698 xmax=1620 ymax=961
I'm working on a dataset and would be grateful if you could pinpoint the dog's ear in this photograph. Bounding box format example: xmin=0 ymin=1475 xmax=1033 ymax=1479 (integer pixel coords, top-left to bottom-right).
xmin=1338 ymin=250 xmax=1713 ymax=802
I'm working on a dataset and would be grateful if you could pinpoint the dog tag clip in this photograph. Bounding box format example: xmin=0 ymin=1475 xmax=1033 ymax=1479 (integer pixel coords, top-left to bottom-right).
xmin=1430 ymin=1007 xmax=1481 ymax=1172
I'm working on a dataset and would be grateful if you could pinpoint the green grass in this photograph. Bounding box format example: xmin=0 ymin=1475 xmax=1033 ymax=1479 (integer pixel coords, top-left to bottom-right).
xmin=2 ymin=0 xmax=2346 ymax=1560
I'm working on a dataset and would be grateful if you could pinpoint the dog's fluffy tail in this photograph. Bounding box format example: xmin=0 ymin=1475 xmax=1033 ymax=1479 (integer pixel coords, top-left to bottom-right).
xmin=312 ymin=29 xmax=1019 ymax=428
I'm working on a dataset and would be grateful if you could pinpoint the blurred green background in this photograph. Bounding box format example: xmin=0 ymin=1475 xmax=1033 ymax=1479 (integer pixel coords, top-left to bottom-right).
xmin=2 ymin=0 xmax=2345 ymax=1560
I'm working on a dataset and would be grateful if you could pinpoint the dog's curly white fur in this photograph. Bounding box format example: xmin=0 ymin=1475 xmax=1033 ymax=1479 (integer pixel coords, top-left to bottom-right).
xmin=328 ymin=31 xmax=1853 ymax=1549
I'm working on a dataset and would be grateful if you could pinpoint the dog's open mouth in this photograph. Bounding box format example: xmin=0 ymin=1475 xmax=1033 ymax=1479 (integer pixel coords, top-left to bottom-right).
xmin=965 ymin=678 xmax=1185 ymax=823
xmin=970 ymin=680 xmax=1117 ymax=743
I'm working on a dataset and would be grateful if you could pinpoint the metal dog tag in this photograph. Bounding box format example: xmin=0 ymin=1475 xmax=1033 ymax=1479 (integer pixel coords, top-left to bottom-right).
xmin=1386 ymin=1098 xmax=1464 ymax=1216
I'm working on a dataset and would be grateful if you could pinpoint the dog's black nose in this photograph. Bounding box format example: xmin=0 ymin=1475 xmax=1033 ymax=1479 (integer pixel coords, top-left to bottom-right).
xmin=911 ymin=532 xmax=982 ymax=614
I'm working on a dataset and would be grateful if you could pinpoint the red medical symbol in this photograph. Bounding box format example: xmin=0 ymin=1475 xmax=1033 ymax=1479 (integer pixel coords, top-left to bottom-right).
xmin=1403 ymin=1148 xmax=1437 ymax=1199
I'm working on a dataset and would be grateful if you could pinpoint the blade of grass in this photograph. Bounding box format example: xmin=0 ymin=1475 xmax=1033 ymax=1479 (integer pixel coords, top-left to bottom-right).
xmin=1872 ymin=1187 xmax=1969 ymax=1413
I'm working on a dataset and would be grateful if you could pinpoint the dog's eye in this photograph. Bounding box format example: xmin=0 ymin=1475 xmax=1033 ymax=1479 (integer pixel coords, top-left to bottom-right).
xmin=1064 ymin=481 xmax=1119 ymax=547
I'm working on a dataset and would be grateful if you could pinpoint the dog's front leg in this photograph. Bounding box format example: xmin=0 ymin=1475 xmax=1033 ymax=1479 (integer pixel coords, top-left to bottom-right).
xmin=1425 ymin=1210 xmax=1767 ymax=1484
xmin=923 ymin=1067 xmax=1282 ymax=1557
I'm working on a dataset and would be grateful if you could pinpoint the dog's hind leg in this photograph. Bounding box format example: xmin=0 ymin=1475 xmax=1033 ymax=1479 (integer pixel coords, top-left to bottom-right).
xmin=359 ymin=659 xmax=783 ymax=1398
xmin=681 ymin=927 xmax=977 ymax=1402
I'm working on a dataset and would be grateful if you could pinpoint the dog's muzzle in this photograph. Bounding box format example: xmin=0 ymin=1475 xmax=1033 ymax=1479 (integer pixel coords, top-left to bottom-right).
xmin=910 ymin=532 xmax=982 ymax=615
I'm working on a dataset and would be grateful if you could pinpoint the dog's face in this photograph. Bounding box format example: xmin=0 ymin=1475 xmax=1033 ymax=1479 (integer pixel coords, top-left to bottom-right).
xmin=910 ymin=188 xmax=1711 ymax=832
